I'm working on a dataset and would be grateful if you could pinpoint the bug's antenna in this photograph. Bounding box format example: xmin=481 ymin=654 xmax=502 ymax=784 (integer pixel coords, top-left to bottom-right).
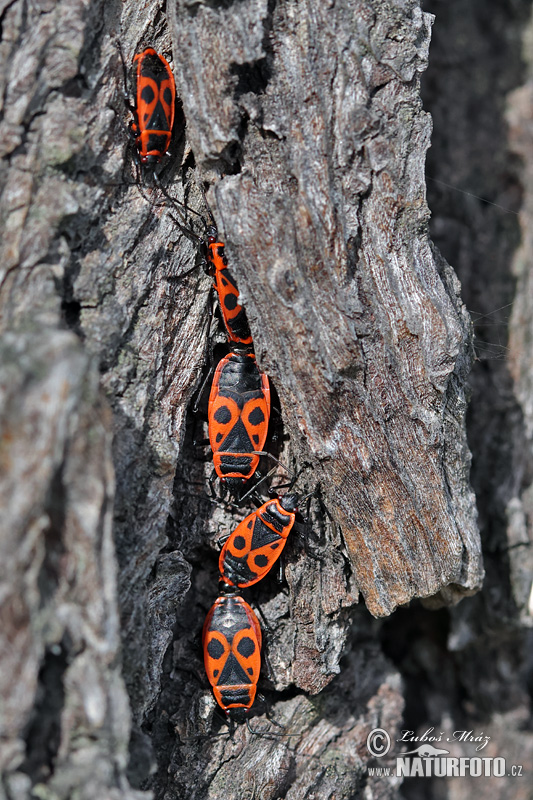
xmin=185 ymin=168 xmax=218 ymax=231
xmin=166 ymin=212 xmax=204 ymax=247
xmin=237 ymin=459 xmax=292 ymax=505
xmin=153 ymin=171 xmax=208 ymax=231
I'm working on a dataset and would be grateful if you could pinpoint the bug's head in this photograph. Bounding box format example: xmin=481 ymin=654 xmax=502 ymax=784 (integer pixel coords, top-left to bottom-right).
xmin=141 ymin=153 xmax=161 ymax=166
xmin=279 ymin=493 xmax=300 ymax=513
xmin=223 ymin=476 xmax=247 ymax=493
xmin=206 ymin=224 xmax=219 ymax=243
xmin=226 ymin=707 xmax=248 ymax=725
xmin=218 ymin=579 xmax=239 ymax=597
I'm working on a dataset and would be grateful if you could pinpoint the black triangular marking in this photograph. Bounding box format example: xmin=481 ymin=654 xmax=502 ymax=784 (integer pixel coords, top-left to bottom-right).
xmin=146 ymin=101 xmax=169 ymax=131
xmin=218 ymin=652 xmax=251 ymax=686
xmin=250 ymin=518 xmax=281 ymax=549
xmin=219 ymin=417 xmax=253 ymax=452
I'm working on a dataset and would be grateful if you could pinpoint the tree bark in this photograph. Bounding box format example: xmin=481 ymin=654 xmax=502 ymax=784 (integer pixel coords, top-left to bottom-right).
xmin=168 ymin=0 xmax=482 ymax=617
xmin=416 ymin=0 xmax=533 ymax=797
xmin=0 ymin=0 xmax=504 ymax=798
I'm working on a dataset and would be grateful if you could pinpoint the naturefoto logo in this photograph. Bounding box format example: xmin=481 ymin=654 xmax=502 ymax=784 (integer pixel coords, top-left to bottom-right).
xmin=401 ymin=744 xmax=450 ymax=758
xmin=396 ymin=743 xmax=506 ymax=778
xmin=366 ymin=728 xmax=524 ymax=779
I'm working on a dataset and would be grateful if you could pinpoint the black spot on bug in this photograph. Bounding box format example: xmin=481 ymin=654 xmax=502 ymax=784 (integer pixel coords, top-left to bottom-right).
xmin=248 ymin=407 xmax=265 ymax=426
xmin=224 ymin=292 xmax=238 ymax=311
xmin=233 ymin=536 xmax=246 ymax=551
xmin=213 ymin=669 xmax=219 ymax=677
xmin=141 ymin=85 xmax=155 ymax=105
xmin=216 ymin=433 xmax=223 ymax=443
xmin=252 ymin=435 xmax=260 ymax=445
xmin=247 ymin=520 xmax=253 ymax=529
xmin=217 ymin=246 xmax=224 ymax=258
xmin=270 ymin=543 xmax=280 ymax=550
xmin=214 ymin=405 xmax=232 ymax=424
xmin=237 ymin=637 xmax=255 ymax=658
xmin=254 ymin=554 xmax=269 ymax=568
xmin=207 ymin=640 xmax=225 ymax=660
xmin=163 ymin=87 xmax=173 ymax=106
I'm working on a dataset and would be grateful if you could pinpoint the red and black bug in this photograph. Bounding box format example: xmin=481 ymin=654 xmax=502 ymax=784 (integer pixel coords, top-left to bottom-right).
xmin=128 ymin=48 xmax=176 ymax=167
xmin=202 ymin=592 xmax=262 ymax=725
xmin=219 ymin=494 xmax=300 ymax=588
xmin=171 ymin=215 xmax=254 ymax=347
xmin=203 ymin=227 xmax=253 ymax=347
xmin=208 ymin=350 xmax=270 ymax=490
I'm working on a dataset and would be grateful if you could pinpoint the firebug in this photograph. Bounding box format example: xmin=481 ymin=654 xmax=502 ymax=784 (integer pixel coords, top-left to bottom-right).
xmin=126 ymin=47 xmax=176 ymax=167
xmin=219 ymin=494 xmax=300 ymax=588
xmin=203 ymin=227 xmax=253 ymax=347
xmin=202 ymin=591 xmax=262 ymax=725
xmin=208 ymin=350 xmax=270 ymax=490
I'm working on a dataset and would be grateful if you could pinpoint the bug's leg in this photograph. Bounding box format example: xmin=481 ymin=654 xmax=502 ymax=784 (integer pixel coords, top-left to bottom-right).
xmin=276 ymin=556 xmax=285 ymax=585
xmin=253 ymin=602 xmax=273 ymax=635
xmin=237 ymin=465 xmax=281 ymax=506
xmin=208 ymin=468 xmax=219 ymax=499
xmin=190 ymin=313 xmax=219 ymax=418
xmin=236 ymin=486 xmax=266 ymax=509
xmin=192 ymin=437 xmax=210 ymax=448
xmin=254 ymin=452 xmax=293 ymax=481
xmin=301 ymin=491 xmax=313 ymax=524
xmin=165 ymin=263 xmax=201 ymax=284
xmin=191 ymin=432 xmax=212 ymax=464
xmin=268 ymin=462 xmax=315 ymax=496
xmin=116 ymin=49 xmax=142 ymax=194
xmin=261 ymin=646 xmax=275 ymax=680
xmin=192 ymin=360 xmax=216 ymax=416
xmin=187 ymin=168 xmax=217 ymax=231
xmin=256 ymin=694 xmax=284 ymax=729
xmin=116 ymin=40 xmax=136 ymax=113
xmin=166 ymin=211 xmax=202 ymax=247
xmin=207 ymin=285 xmax=217 ymax=323
xmin=213 ymin=527 xmax=231 ymax=549
xmin=153 ymin=171 xmax=207 ymax=228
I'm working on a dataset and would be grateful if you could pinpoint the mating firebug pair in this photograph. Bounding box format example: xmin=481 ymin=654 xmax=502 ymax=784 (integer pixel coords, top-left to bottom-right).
xmin=204 ymin=240 xmax=269 ymax=491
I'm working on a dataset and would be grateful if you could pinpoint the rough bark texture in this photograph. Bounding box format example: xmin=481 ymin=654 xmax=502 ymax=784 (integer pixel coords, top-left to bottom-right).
xmin=168 ymin=0 xmax=482 ymax=618
xmin=407 ymin=0 xmax=533 ymax=797
xmin=0 ymin=329 xmax=144 ymax=800
xmin=4 ymin=0 xmax=531 ymax=798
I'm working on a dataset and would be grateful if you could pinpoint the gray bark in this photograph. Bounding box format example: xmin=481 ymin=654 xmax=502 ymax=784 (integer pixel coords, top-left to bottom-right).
xmin=7 ymin=0 xmax=531 ymax=798
xmin=415 ymin=1 xmax=533 ymax=797
xmin=168 ymin=0 xmax=482 ymax=618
